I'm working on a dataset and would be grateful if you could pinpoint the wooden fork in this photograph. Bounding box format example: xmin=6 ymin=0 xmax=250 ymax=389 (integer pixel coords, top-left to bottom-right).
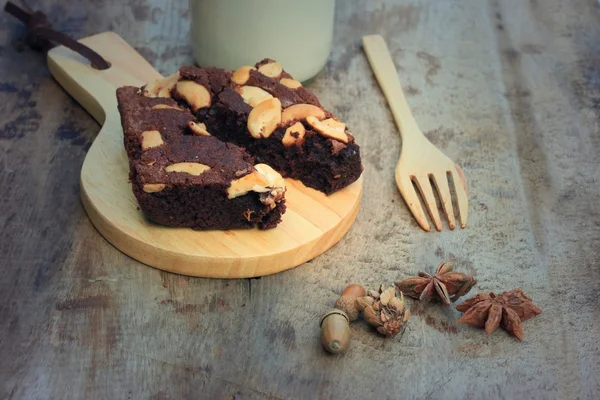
xmin=362 ymin=35 xmax=468 ymax=232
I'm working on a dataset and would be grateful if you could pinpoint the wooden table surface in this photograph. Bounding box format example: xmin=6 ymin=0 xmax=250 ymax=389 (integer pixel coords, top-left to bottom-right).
xmin=1 ymin=0 xmax=599 ymax=399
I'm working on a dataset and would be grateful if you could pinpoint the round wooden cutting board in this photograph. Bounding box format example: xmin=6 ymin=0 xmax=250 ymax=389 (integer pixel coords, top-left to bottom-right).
xmin=46 ymin=32 xmax=363 ymax=278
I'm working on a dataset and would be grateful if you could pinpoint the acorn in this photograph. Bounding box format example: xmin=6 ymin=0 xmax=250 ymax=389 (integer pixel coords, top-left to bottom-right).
xmin=320 ymin=309 xmax=350 ymax=354
xmin=334 ymin=284 xmax=366 ymax=322
xmin=341 ymin=284 xmax=367 ymax=298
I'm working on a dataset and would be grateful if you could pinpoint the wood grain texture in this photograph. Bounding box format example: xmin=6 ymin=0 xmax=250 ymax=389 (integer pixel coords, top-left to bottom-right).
xmin=46 ymin=32 xmax=362 ymax=279
xmin=1 ymin=0 xmax=600 ymax=399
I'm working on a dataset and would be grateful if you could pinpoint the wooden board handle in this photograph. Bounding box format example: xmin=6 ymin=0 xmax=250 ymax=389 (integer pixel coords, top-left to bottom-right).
xmin=47 ymin=31 xmax=162 ymax=124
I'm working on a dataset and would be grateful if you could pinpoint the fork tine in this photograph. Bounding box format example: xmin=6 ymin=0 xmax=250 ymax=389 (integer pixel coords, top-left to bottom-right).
xmin=413 ymin=175 xmax=443 ymax=232
xmin=431 ymin=172 xmax=456 ymax=230
xmin=451 ymin=165 xmax=469 ymax=228
xmin=397 ymin=175 xmax=430 ymax=232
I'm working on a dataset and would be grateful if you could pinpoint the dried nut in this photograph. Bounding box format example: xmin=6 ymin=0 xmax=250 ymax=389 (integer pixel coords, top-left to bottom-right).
xmin=282 ymin=122 xmax=306 ymax=147
xmin=151 ymin=104 xmax=182 ymax=111
xmin=333 ymin=284 xmax=366 ymax=322
xmin=143 ymin=183 xmax=166 ymax=193
xmin=335 ymin=296 xmax=360 ymax=322
xmin=388 ymin=293 xmax=405 ymax=312
xmin=232 ymin=66 xmax=257 ymax=85
xmin=368 ymin=290 xmax=380 ymax=300
xmin=281 ymin=104 xmax=325 ymax=124
xmin=176 ymin=81 xmax=211 ymax=111
xmin=141 ymin=130 xmax=164 ymax=150
xmin=188 ymin=121 xmax=210 ymax=136
xmin=379 ymin=287 xmax=396 ymax=306
xmin=254 ymin=164 xmax=286 ymax=188
xmin=227 ymin=163 xmax=285 ymax=199
xmin=363 ymin=306 xmax=383 ymax=327
xmin=320 ymin=309 xmax=350 ymax=354
xmin=236 ymin=86 xmax=273 ymax=107
xmin=361 ymin=285 xmax=411 ymax=338
xmin=258 ymin=61 xmax=283 ymax=78
xmin=403 ymin=308 xmax=411 ymax=323
xmin=165 ymin=162 xmax=211 ymax=176
xmin=380 ymin=310 xmax=390 ymax=323
xmin=143 ymin=72 xmax=180 ymax=98
xmin=355 ymin=296 xmax=375 ymax=311
xmin=306 ymin=116 xmax=349 ymax=143
xmin=280 ymin=78 xmax=302 ymax=89
xmin=341 ymin=284 xmax=367 ymax=298
xmin=247 ymin=98 xmax=282 ymax=139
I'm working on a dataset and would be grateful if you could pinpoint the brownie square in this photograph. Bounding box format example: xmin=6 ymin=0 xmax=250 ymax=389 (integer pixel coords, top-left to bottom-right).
xmin=116 ymin=86 xmax=286 ymax=230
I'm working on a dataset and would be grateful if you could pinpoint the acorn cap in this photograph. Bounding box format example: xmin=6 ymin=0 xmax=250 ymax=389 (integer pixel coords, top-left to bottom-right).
xmin=320 ymin=309 xmax=349 ymax=327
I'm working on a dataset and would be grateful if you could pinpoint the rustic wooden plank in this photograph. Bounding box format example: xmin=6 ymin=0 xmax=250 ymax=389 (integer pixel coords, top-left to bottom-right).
xmin=1 ymin=0 xmax=599 ymax=398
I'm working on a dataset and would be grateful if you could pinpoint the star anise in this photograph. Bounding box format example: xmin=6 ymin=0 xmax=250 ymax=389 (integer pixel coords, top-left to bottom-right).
xmin=396 ymin=262 xmax=476 ymax=305
xmin=355 ymin=285 xmax=410 ymax=338
xmin=456 ymin=289 xmax=542 ymax=341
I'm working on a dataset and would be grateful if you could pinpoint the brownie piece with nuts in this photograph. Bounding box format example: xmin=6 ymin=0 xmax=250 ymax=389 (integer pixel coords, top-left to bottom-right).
xmin=116 ymin=86 xmax=286 ymax=230
xmin=140 ymin=59 xmax=363 ymax=194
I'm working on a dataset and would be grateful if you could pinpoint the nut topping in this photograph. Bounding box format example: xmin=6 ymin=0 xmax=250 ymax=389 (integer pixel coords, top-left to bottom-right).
xmin=280 ymin=78 xmax=302 ymax=89
xmin=165 ymin=162 xmax=211 ymax=176
xmin=282 ymin=122 xmax=306 ymax=147
xmin=188 ymin=121 xmax=210 ymax=136
xmin=151 ymin=104 xmax=182 ymax=111
xmin=232 ymin=66 xmax=257 ymax=85
xmin=254 ymin=164 xmax=285 ymax=189
xmin=227 ymin=163 xmax=286 ymax=201
xmin=175 ymin=81 xmax=211 ymax=111
xmin=143 ymin=72 xmax=180 ymax=98
xmin=236 ymin=86 xmax=273 ymax=107
xmin=281 ymin=104 xmax=325 ymax=124
xmin=141 ymin=130 xmax=164 ymax=150
xmin=143 ymin=184 xmax=166 ymax=193
xmin=306 ymin=116 xmax=349 ymax=143
xmin=227 ymin=170 xmax=268 ymax=198
xmin=257 ymin=61 xmax=282 ymax=78
xmin=247 ymin=98 xmax=282 ymax=139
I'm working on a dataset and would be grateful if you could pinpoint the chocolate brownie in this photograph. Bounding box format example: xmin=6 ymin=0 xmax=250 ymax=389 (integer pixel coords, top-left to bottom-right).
xmin=116 ymin=86 xmax=286 ymax=230
xmin=143 ymin=59 xmax=363 ymax=194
